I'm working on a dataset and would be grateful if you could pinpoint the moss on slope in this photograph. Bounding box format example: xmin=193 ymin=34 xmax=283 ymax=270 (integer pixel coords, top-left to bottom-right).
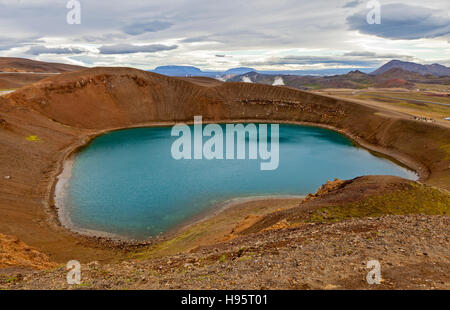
xmin=307 ymin=183 xmax=449 ymax=223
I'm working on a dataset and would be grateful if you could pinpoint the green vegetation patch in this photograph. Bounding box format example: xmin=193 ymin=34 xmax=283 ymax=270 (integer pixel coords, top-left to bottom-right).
xmin=133 ymin=222 xmax=210 ymax=259
xmin=307 ymin=183 xmax=450 ymax=223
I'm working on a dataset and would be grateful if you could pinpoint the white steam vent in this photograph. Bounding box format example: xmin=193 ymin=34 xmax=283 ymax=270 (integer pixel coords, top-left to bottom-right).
xmin=242 ymin=76 xmax=253 ymax=83
xmin=272 ymin=76 xmax=284 ymax=86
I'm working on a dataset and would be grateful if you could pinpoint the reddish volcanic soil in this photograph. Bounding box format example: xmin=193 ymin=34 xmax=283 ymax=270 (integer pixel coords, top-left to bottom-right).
xmin=0 ymin=57 xmax=84 ymax=73
xmin=375 ymin=78 xmax=415 ymax=89
xmin=0 ymin=73 xmax=57 ymax=89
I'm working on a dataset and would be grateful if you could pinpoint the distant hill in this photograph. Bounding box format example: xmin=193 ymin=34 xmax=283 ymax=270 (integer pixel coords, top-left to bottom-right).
xmin=152 ymin=66 xmax=206 ymax=77
xmin=0 ymin=73 xmax=56 ymax=89
xmin=223 ymin=67 xmax=255 ymax=75
xmin=0 ymin=57 xmax=85 ymax=89
xmin=0 ymin=57 xmax=84 ymax=73
xmin=371 ymin=60 xmax=450 ymax=77
xmin=374 ymin=68 xmax=426 ymax=80
xmin=375 ymin=78 xmax=415 ymax=89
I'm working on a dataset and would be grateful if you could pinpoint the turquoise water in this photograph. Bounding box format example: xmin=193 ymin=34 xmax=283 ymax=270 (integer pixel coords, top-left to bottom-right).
xmin=64 ymin=124 xmax=416 ymax=239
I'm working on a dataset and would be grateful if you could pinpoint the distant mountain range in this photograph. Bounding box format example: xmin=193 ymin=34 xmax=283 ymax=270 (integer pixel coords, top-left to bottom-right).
xmin=1 ymin=57 xmax=449 ymax=91
xmin=222 ymin=60 xmax=450 ymax=90
xmin=371 ymin=60 xmax=450 ymax=77
xmin=150 ymin=66 xmax=376 ymax=78
xmin=150 ymin=66 xmax=258 ymax=78
xmin=151 ymin=60 xmax=450 ymax=82
xmin=228 ymin=67 xmax=450 ymax=90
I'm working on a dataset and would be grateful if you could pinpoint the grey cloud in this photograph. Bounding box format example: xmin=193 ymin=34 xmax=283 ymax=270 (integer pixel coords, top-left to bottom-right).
xmin=27 ymin=46 xmax=84 ymax=55
xmin=122 ymin=21 xmax=172 ymax=35
xmin=0 ymin=44 xmax=17 ymax=51
xmin=69 ymin=55 xmax=116 ymax=65
xmin=80 ymin=33 xmax=127 ymax=43
xmin=98 ymin=44 xmax=178 ymax=54
xmin=245 ymin=55 xmax=378 ymax=67
xmin=181 ymin=36 xmax=210 ymax=43
xmin=343 ymin=51 xmax=415 ymax=61
xmin=0 ymin=0 xmax=448 ymax=70
xmin=243 ymin=51 xmax=418 ymax=68
xmin=179 ymin=29 xmax=283 ymax=46
xmin=343 ymin=51 xmax=377 ymax=57
xmin=343 ymin=0 xmax=361 ymax=8
xmin=347 ymin=3 xmax=450 ymax=40
xmin=0 ymin=36 xmax=43 ymax=51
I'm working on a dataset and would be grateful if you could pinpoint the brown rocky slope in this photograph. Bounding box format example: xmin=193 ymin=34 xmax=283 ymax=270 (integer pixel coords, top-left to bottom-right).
xmin=0 ymin=57 xmax=85 ymax=89
xmin=0 ymin=73 xmax=58 ymax=89
xmin=0 ymin=57 xmax=84 ymax=73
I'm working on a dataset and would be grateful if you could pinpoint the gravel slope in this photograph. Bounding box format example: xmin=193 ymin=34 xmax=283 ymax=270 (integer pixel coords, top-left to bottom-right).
xmin=1 ymin=215 xmax=448 ymax=290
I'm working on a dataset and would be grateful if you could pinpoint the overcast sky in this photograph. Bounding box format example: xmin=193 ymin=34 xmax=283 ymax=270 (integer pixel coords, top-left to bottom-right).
xmin=0 ymin=0 xmax=449 ymax=71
